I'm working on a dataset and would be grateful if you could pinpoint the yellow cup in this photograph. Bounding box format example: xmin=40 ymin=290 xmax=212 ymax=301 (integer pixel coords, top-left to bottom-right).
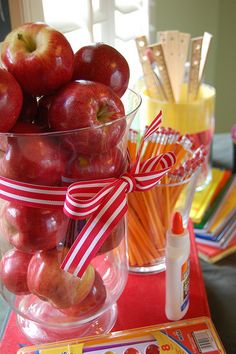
xmin=138 ymin=83 xmax=215 ymax=189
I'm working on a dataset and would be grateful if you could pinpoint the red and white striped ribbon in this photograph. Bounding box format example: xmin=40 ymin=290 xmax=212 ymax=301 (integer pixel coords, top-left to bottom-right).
xmin=61 ymin=151 xmax=175 ymax=277
xmin=0 ymin=176 xmax=67 ymax=208
xmin=61 ymin=112 xmax=176 ymax=277
xmin=132 ymin=111 xmax=163 ymax=174
xmin=0 ymin=111 xmax=176 ymax=278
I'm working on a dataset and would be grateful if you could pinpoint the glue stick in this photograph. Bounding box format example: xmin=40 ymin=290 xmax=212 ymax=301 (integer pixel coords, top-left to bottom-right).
xmin=165 ymin=211 xmax=190 ymax=321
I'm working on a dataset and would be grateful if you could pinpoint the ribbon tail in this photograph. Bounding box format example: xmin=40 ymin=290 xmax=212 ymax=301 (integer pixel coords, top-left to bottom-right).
xmin=61 ymin=184 xmax=128 ymax=278
xmin=132 ymin=111 xmax=163 ymax=174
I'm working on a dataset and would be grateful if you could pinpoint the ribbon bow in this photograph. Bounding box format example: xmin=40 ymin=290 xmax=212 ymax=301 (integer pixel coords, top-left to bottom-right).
xmin=61 ymin=111 xmax=176 ymax=277
xmin=0 ymin=112 xmax=176 ymax=278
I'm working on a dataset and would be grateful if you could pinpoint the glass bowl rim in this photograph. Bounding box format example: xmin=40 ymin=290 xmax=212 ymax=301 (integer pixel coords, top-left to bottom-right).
xmin=0 ymin=290 xmax=117 ymax=328
xmin=0 ymin=88 xmax=142 ymax=138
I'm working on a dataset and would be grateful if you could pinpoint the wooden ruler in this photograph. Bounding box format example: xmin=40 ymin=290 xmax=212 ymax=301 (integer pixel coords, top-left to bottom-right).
xmin=177 ymin=31 xmax=191 ymax=96
xmin=135 ymin=36 xmax=165 ymax=100
xmin=188 ymin=36 xmax=203 ymax=100
xmin=157 ymin=30 xmax=169 ymax=46
xmin=156 ymin=30 xmax=212 ymax=101
xmin=198 ymin=32 xmax=213 ymax=85
xmin=157 ymin=30 xmax=190 ymax=102
xmin=149 ymin=43 xmax=175 ymax=103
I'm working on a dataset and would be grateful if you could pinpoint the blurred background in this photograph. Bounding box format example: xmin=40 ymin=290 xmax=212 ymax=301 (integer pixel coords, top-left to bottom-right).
xmin=0 ymin=0 xmax=235 ymax=133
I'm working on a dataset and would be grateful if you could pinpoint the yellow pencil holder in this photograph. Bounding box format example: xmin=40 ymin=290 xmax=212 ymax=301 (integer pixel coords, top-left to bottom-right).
xmin=137 ymin=82 xmax=215 ymax=190
xmin=127 ymin=169 xmax=199 ymax=273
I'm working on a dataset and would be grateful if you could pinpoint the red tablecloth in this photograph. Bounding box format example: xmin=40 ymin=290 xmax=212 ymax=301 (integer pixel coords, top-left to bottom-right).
xmin=114 ymin=221 xmax=210 ymax=331
xmin=0 ymin=222 xmax=210 ymax=353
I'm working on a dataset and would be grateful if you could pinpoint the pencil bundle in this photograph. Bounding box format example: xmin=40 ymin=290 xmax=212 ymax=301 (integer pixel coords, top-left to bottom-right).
xmin=127 ymin=127 xmax=204 ymax=270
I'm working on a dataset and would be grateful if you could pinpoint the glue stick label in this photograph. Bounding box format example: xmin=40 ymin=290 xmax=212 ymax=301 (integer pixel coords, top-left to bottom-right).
xmin=181 ymin=258 xmax=190 ymax=312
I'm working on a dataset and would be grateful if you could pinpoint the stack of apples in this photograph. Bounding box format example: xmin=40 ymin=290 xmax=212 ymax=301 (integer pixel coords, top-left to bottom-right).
xmin=0 ymin=22 xmax=130 ymax=317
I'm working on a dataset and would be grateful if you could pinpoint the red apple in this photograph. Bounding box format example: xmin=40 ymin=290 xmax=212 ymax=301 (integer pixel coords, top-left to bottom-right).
xmin=0 ymin=201 xmax=69 ymax=252
xmin=48 ymin=80 xmax=126 ymax=155
xmin=61 ymin=217 xmax=125 ymax=257
xmin=73 ymin=43 xmax=130 ymax=97
xmin=62 ymin=219 xmax=87 ymax=250
xmin=0 ymin=248 xmax=32 ymax=295
xmin=0 ymin=68 xmax=23 ymax=132
xmin=63 ymin=147 xmax=126 ymax=184
xmin=59 ymin=271 xmax=106 ymax=317
xmin=97 ymin=217 xmax=125 ymax=255
xmin=1 ymin=23 xmax=74 ymax=96
xmin=18 ymin=91 xmax=38 ymax=123
xmin=10 ymin=121 xmax=42 ymax=134
xmin=0 ymin=134 xmax=66 ymax=185
xmin=0 ymin=134 xmax=9 ymax=153
xmin=27 ymin=247 xmax=95 ymax=309
xmin=36 ymin=94 xmax=53 ymax=131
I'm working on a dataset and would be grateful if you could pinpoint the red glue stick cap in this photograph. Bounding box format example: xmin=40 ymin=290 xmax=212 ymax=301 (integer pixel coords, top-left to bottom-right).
xmin=171 ymin=211 xmax=184 ymax=235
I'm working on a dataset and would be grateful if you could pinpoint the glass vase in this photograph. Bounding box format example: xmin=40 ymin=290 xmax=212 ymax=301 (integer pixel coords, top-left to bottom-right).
xmin=136 ymin=81 xmax=215 ymax=190
xmin=0 ymin=89 xmax=141 ymax=344
xmin=128 ymin=169 xmax=199 ymax=273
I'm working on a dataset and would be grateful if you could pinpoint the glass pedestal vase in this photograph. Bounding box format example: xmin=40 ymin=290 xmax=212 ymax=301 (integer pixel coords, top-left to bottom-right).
xmin=17 ymin=303 xmax=118 ymax=343
xmin=1 ymin=216 xmax=128 ymax=343
xmin=0 ymin=89 xmax=141 ymax=343
xmin=7 ymin=218 xmax=128 ymax=343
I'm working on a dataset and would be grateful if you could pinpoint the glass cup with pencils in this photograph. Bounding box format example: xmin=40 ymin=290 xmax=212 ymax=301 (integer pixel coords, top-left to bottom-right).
xmin=127 ymin=127 xmax=202 ymax=273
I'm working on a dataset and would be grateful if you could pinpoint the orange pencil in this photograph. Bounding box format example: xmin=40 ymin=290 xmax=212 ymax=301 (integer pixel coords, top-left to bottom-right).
xmin=127 ymin=127 xmax=199 ymax=270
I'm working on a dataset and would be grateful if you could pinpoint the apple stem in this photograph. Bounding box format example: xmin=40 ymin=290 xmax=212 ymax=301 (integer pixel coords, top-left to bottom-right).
xmin=97 ymin=105 xmax=113 ymax=121
xmin=17 ymin=33 xmax=36 ymax=53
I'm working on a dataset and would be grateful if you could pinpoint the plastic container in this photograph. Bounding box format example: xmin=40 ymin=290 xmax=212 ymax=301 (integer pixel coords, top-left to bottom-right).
xmin=165 ymin=211 xmax=190 ymax=321
xmin=17 ymin=316 xmax=226 ymax=354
